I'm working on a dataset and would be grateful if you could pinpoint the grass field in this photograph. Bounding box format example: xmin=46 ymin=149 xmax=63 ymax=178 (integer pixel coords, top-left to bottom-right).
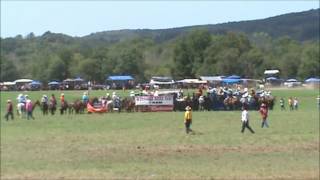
xmin=1 ymin=88 xmax=319 ymax=179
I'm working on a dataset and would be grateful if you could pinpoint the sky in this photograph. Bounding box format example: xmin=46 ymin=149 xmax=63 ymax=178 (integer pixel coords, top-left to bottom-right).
xmin=1 ymin=1 xmax=319 ymax=38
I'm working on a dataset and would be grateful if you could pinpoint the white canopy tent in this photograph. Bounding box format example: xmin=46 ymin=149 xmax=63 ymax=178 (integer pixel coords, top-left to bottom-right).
xmin=2 ymin=82 xmax=16 ymax=86
xmin=14 ymin=79 xmax=33 ymax=83
xmin=264 ymin=70 xmax=280 ymax=75
xmin=176 ymin=79 xmax=207 ymax=84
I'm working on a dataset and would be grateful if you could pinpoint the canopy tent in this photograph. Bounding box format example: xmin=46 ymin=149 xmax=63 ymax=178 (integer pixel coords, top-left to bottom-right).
xmin=30 ymin=80 xmax=42 ymax=85
xmin=14 ymin=79 xmax=33 ymax=83
xmin=264 ymin=70 xmax=280 ymax=75
xmin=305 ymin=78 xmax=320 ymax=83
xmin=2 ymin=82 xmax=16 ymax=86
xmin=48 ymin=81 xmax=60 ymax=85
xmin=176 ymin=79 xmax=207 ymax=84
xmin=150 ymin=76 xmax=174 ymax=85
xmin=199 ymin=76 xmax=224 ymax=81
xmin=63 ymin=78 xmax=75 ymax=82
xmin=286 ymin=79 xmax=298 ymax=82
xmin=266 ymin=77 xmax=278 ymax=80
xmin=222 ymin=78 xmax=242 ymax=84
xmin=107 ymin=75 xmax=134 ymax=81
xmin=74 ymin=77 xmax=84 ymax=81
xmin=226 ymin=75 xmax=241 ymax=79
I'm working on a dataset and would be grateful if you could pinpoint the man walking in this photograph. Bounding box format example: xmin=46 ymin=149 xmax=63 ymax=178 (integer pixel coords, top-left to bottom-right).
xmin=241 ymin=106 xmax=255 ymax=134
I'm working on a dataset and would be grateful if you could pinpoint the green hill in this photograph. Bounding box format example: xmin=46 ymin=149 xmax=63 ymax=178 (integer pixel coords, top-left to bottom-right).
xmin=83 ymin=9 xmax=319 ymax=43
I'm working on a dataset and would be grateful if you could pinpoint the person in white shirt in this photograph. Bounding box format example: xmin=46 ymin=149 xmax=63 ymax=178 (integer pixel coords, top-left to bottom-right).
xmin=293 ymin=97 xmax=299 ymax=110
xmin=241 ymin=106 xmax=255 ymax=134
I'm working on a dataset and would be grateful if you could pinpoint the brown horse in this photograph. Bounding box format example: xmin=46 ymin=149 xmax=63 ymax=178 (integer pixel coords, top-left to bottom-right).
xmin=73 ymin=100 xmax=86 ymax=114
xmin=223 ymin=96 xmax=241 ymax=110
xmin=122 ymin=97 xmax=135 ymax=112
xmin=60 ymin=101 xmax=70 ymax=115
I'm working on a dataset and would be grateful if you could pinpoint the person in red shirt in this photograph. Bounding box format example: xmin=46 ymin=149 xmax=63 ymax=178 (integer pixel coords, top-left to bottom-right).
xmin=5 ymin=100 xmax=14 ymax=121
xmin=259 ymin=103 xmax=269 ymax=128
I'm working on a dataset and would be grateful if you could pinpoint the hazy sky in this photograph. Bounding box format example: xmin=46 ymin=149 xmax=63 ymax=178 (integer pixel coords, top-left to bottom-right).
xmin=1 ymin=1 xmax=319 ymax=38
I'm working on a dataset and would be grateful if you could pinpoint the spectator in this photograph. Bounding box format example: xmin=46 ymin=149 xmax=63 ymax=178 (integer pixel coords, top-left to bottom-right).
xmin=5 ymin=100 xmax=14 ymax=121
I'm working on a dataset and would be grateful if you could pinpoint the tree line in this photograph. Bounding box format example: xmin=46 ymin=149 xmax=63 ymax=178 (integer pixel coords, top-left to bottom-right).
xmin=1 ymin=30 xmax=319 ymax=83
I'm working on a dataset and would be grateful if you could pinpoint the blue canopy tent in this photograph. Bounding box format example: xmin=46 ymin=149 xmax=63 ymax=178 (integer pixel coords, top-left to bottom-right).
xmin=222 ymin=78 xmax=242 ymax=84
xmin=107 ymin=75 xmax=134 ymax=81
xmin=226 ymin=75 xmax=241 ymax=79
xmin=106 ymin=75 xmax=134 ymax=89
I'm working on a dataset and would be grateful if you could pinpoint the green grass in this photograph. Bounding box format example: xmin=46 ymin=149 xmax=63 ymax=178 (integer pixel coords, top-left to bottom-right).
xmin=1 ymin=88 xmax=319 ymax=179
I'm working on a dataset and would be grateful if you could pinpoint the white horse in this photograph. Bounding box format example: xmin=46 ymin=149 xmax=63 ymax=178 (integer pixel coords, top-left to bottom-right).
xmin=16 ymin=103 xmax=26 ymax=118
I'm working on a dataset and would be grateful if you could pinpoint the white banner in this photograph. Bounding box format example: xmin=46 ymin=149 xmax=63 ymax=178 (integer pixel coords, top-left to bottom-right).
xmin=135 ymin=95 xmax=173 ymax=106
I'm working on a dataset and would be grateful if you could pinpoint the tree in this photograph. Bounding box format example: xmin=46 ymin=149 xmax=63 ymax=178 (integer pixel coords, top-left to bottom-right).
xmin=298 ymin=42 xmax=320 ymax=78
xmin=47 ymin=56 xmax=67 ymax=81
xmin=0 ymin=56 xmax=20 ymax=81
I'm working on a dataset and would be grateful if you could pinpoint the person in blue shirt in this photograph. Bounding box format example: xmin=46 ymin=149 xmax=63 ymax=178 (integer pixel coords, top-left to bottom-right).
xmin=82 ymin=91 xmax=89 ymax=105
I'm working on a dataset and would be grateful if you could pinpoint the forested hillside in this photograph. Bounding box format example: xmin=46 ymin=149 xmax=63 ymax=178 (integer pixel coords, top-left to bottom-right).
xmin=1 ymin=9 xmax=319 ymax=83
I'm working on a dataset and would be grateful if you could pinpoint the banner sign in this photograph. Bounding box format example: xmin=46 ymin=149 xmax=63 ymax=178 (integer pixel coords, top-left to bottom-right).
xmin=135 ymin=95 xmax=173 ymax=106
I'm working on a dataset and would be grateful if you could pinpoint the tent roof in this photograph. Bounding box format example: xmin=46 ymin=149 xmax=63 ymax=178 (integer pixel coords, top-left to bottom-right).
xmin=176 ymin=79 xmax=207 ymax=84
xmin=226 ymin=75 xmax=240 ymax=79
xmin=266 ymin=77 xmax=278 ymax=80
xmin=74 ymin=77 xmax=84 ymax=81
xmin=199 ymin=76 xmax=224 ymax=81
xmin=222 ymin=79 xmax=242 ymax=84
xmin=107 ymin=75 xmax=134 ymax=81
xmin=264 ymin=70 xmax=280 ymax=75
xmin=286 ymin=79 xmax=298 ymax=82
xmin=48 ymin=81 xmax=60 ymax=85
xmin=305 ymin=78 xmax=320 ymax=83
xmin=2 ymin=82 xmax=16 ymax=85
xmin=14 ymin=79 xmax=33 ymax=83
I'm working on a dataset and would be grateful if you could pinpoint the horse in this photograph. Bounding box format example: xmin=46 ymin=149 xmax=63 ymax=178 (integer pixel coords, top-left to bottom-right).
xmin=258 ymin=96 xmax=276 ymax=110
xmin=40 ymin=101 xmax=49 ymax=115
xmin=73 ymin=100 xmax=86 ymax=114
xmin=122 ymin=97 xmax=135 ymax=112
xmin=60 ymin=101 xmax=70 ymax=115
xmin=16 ymin=102 xmax=26 ymax=118
xmin=49 ymin=101 xmax=57 ymax=115
xmin=223 ymin=96 xmax=241 ymax=110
